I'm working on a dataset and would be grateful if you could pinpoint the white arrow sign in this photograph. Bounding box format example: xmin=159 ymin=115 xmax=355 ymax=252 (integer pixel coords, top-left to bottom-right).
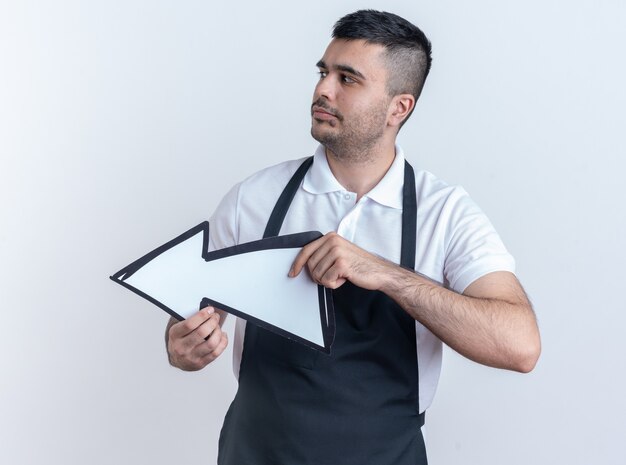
xmin=110 ymin=222 xmax=335 ymax=352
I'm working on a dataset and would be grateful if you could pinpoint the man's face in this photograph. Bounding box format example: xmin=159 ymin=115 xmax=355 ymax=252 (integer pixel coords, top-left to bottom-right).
xmin=311 ymin=39 xmax=393 ymax=159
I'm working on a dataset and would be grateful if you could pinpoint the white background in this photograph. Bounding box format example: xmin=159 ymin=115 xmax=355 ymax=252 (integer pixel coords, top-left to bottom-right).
xmin=1 ymin=1 xmax=624 ymax=464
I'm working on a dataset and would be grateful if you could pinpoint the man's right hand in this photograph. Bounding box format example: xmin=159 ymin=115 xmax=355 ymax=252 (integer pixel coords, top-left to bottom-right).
xmin=166 ymin=306 xmax=229 ymax=371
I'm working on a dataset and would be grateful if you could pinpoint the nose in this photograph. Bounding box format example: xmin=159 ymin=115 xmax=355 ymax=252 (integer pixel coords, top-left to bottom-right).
xmin=313 ymin=74 xmax=336 ymax=102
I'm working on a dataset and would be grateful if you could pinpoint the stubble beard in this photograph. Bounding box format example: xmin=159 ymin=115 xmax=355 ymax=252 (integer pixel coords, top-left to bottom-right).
xmin=311 ymin=100 xmax=389 ymax=165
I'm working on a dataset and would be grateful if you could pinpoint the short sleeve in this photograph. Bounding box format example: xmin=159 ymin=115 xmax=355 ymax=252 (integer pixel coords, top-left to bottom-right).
xmin=443 ymin=189 xmax=516 ymax=293
xmin=207 ymin=183 xmax=247 ymax=378
xmin=208 ymin=182 xmax=241 ymax=252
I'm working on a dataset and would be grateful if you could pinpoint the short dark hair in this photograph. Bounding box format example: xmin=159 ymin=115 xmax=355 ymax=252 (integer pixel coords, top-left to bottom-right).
xmin=333 ymin=10 xmax=432 ymax=125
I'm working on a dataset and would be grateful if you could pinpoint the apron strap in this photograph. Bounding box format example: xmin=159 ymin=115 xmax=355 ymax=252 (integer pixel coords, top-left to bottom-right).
xmin=400 ymin=160 xmax=417 ymax=270
xmin=264 ymin=156 xmax=417 ymax=271
xmin=263 ymin=156 xmax=314 ymax=239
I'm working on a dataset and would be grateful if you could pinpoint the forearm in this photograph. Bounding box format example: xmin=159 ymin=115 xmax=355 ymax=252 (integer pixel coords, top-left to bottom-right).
xmin=290 ymin=232 xmax=540 ymax=372
xmin=380 ymin=267 xmax=540 ymax=373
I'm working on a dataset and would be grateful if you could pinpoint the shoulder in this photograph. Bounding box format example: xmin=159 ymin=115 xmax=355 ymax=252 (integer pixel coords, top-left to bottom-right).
xmin=412 ymin=169 xmax=475 ymax=221
xmin=399 ymin=145 xmax=466 ymax=208
xmin=210 ymin=156 xmax=311 ymax=246
xmin=238 ymin=157 xmax=310 ymax=196
xmin=409 ymin=167 xmax=514 ymax=291
xmin=412 ymin=168 xmax=498 ymax=244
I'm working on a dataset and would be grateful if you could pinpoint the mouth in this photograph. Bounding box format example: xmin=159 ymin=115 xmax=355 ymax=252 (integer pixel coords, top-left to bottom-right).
xmin=311 ymin=106 xmax=338 ymax=121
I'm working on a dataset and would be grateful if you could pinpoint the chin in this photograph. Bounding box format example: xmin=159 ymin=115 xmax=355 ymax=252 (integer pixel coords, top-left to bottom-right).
xmin=311 ymin=123 xmax=335 ymax=143
xmin=311 ymin=127 xmax=331 ymax=145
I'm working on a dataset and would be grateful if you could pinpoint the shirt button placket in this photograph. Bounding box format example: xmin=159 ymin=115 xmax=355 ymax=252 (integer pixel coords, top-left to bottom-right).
xmin=337 ymin=194 xmax=363 ymax=242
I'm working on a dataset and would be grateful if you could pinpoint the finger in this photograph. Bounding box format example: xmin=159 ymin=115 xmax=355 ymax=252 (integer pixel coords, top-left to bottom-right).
xmin=169 ymin=307 xmax=214 ymax=339
xmin=308 ymin=241 xmax=345 ymax=282
xmin=200 ymin=332 xmax=229 ymax=363
xmin=195 ymin=325 xmax=224 ymax=358
xmin=172 ymin=318 xmax=222 ymax=366
xmin=304 ymin=240 xmax=335 ymax=276
xmin=289 ymin=236 xmax=326 ymax=277
xmin=194 ymin=313 xmax=221 ymax=343
xmin=308 ymin=233 xmax=352 ymax=282
xmin=320 ymin=263 xmax=348 ymax=289
xmin=292 ymin=232 xmax=344 ymax=278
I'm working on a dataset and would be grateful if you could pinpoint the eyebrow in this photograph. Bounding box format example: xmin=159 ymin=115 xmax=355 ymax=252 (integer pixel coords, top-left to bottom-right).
xmin=316 ymin=60 xmax=366 ymax=80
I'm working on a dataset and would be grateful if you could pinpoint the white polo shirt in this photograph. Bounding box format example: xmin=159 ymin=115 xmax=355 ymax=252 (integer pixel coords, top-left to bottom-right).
xmin=208 ymin=144 xmax=515 ymax=413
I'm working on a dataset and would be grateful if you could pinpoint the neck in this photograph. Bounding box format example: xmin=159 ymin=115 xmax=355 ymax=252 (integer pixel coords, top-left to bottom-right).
xmin=324 ymin=141 xmax=396 ymax=200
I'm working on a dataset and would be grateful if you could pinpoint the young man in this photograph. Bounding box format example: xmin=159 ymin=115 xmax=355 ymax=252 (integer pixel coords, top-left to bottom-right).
xmin=165 ymin=10 xmax=541 ymax=465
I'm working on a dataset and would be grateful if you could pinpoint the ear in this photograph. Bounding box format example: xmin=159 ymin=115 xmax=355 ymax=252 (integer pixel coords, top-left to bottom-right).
xmin=387 ymin=94 xmax=415 ymax=128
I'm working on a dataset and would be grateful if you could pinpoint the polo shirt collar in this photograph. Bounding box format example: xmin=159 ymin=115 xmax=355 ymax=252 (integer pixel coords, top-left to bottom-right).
xmin=302 ymin=145 xmax=345 ymax=194
xmin=302 ymin=144 xmax=406 ymax=210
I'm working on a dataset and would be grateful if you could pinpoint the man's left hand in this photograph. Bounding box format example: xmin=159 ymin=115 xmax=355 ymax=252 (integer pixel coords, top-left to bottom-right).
xmin=288 ymin=232 xmax=391 ymax=290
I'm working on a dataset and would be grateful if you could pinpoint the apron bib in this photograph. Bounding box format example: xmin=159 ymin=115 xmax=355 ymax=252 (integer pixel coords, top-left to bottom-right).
xmin=218 ymin=156 xmax=427 ymax=465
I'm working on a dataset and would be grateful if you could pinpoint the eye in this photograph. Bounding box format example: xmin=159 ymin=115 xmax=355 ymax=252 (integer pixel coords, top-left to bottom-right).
xmin=341 ymin=74 xmax=356 ymax=84
xmin=317 ymin=70 xmax=328 ymax=79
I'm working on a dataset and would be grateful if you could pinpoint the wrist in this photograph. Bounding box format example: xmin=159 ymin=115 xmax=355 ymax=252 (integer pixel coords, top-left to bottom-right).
xmin=377 ymin=261 xmax=412 ymax=294
xmin=378 ymin=264 xmax=434 ymax=311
